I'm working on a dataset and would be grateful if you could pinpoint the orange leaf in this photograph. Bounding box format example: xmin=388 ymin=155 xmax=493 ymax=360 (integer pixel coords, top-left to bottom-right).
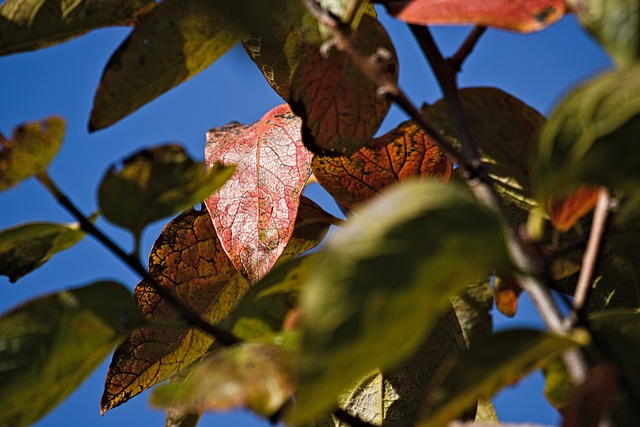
xmin=311 ymin=119 xmax=453 ymax=209
xmin=385 ymin=0 xmax=567 ymax=32
xmin=204 ymin=104 xmax=312 ymax=284
xmin=101 ymin=208 xmax=248 ymax=414
xmin=494 ymin=274 xmax=522 ymax=317
xmin=290 ymin=14 xmax=398 ymax=155
xmin=549 ymin=186 xmax=600 ymax=232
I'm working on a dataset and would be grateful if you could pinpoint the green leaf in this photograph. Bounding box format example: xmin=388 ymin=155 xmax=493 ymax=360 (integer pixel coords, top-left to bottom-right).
xmin=89 ymin=0 xmax=244 ymax=131
xmin=451 ymin=280 xmax=494 ymax=347
xmin=0 ymin=281 xmax=143 ymax=427
xmin=423 ymin=87 xmax=545 ymax=208
xmin=98 ymin=144 xmax=235 ymax=239
xmin=0 ymin=0 xmax=155 ymax=56
xmin=150 ymin=342 xmax=297 ymax=418
xmin=543 ymin=357 xmax=574 ymax=410
xmin=566 ymin=0 xmax=639 ymax=66
xmin=0 ymin=116 xmax=64 ymax=192
xmin=291 ymin=179 xmax=511 ymax=423
xmin=336 ymin=309 xmax=467 ymax=426
xmin=536 ymin=65 xmax=640 ymax=203
xmin=0 ymin=220 xmax=86 ymax=283
xmin=419 ymin=329 xmax=588 ymax=427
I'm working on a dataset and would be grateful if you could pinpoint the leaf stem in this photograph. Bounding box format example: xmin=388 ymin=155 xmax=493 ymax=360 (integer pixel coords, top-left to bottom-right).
xmin=448 ymin=26 xmax=487 ymax=72
xmin=36 ymin=171 xmax=240 ymax=346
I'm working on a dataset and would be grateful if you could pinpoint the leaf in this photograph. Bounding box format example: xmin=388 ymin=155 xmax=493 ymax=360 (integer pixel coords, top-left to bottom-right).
xmin=0 ymin=220 xmax=86 ymax=283
xmin=385 ymin=0 xmax=567 ymax=32
xmin=419 ymin=329 xmax=589 ymax=427
xmin=493 ymin=273 xmax=523 ymax=317
xmin=548 ymin=185 xmax=601 ymax=232
xmin=562 ymin=363 xmax=618 ymax=427
xmin=424 ymin=87 xmax=545 ymax=207
xmin=0 ymin=0 xmax=155 ymax=56
xmin=290 ymin=14 xmax=398 ymax=156
xmin=543 ymin=357 xmax=574 ymax=410
xmin=99 ymin=144 xmax=235 ymax=240
xmin=312 ymin=119 xmax=453 ymax=210
xmin=292 ymin=179 xmax=511 ymax=423
xmin=336 ymin=309 xmax=467 ymax=427
xmin=0 ymin=281 xmax=143 ymax=427
xmin=102 ymin=199 xmax=329 ymax=413
xmin=89 ymin=0 xmax=245 ymax=131
xmin=150 ymin=342 xmax=297 ymax=418
xmin=0 ymin=116 xmax=64 ymax=192
xmin=451 ymin=280 xmax=493 ymax=346
xmin=536 ymin=65 xmax=640 ymax=203
xmin=204 ymin=104 xmax=313 ymax=284
xmin=566 ymin=0 xmax=639 ymax=66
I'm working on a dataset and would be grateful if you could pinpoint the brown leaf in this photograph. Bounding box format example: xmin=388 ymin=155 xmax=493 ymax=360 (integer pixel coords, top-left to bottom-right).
xmin=312 ymin=119 xmax=453 ymax=209
xmin=101 ymin=208 xmax=250 ymax=414
xmin=204 ymin=104 xmax=312 ymax=284
xmin=290 ymin=14 xmax=398 ymax=156
xmin=385 ymin=0 xmax=567 ymax=32
xmin=494 ymin=273 xmax=522 ymax=317
xmin=549 ymin=186 xmax=601 ymax=232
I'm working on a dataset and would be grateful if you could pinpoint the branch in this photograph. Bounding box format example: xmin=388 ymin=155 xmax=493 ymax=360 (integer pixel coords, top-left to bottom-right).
xmin=36 ymin=172 xmax=240 ymax=346
xmin=448 ymin=26 xmax=487 ymax=72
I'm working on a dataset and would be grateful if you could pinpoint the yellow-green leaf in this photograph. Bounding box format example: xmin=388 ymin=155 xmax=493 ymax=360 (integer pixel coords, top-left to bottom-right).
xmin=0 ymin=220 xmax=86 ymax=283
xmin=0 ymin=281 xmax=143 ymax=427
xmin=0 ymin=116 xmax=64 ymax=192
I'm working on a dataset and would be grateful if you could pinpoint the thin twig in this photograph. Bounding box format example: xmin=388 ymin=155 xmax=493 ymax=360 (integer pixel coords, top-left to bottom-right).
xmin=448 ymin=26 xmax=487 ymax=72
xmin=572 ymin=188 xmax=611 ymax=313
xmin=36 ymin=172 xmax=240 ymax=346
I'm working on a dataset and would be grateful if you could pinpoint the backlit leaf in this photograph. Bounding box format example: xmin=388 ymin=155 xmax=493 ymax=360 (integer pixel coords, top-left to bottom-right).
xmin=424 ymin=87 xmax=545 ymax=207
xmin=312 ymin=119 xmax=453 ymax=209
xmin=0 ymin=116 xmax=64 ymax=192
xmin=290 ymin=14 xmax=398 ymax=156
xmin=566 ymin=0 xmax=639 ymax=66
xmin=204 ymin=104 xmax=313 ymax=284
xmin=0 ymin=0 xmax=155 ymax=56
xmin=385 ymin=0 xmax=567 ymax=32
xmin=102 ymin=198 xmax=329 ymax=413
xmin=548 ymin=185 xmax=601 ymax=232
xmin=536 ymin=65 xmax=640 ymax=204
xmin=335 ymin=309 xmax=466 ymax=426
xmin=493 ymin=273 xmax=523 ymax=317
xmin=89 ymin=0 xmax=244 ymax=131
xmin=0 ymin=220 xmax=85 ymax=283
xmin=292 ymin=179 xmax=511 ymax=422
xmin=419 ymin=329 xmax=588 ymax=427
xmin=150 ymin=342 xmax=297 ymax=418
xmin=0 ymin=281 xmax=143 ymax=427
xmin=99 ymin=144 xmax=235 ymax=240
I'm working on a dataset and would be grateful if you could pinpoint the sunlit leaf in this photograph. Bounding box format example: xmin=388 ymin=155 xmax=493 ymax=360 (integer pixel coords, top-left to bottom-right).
xmin=292 ymin=179 xmax=511 ymax=422
xmin=419 ymin=329 xmax=588 ymax=427
xmin=475 ymin=398 xmax=499 ymax=423
xmin=99 ymin=144 xmax=235 ymax=240
xmin=451 ymin=280 xmax=493 ymax=346
xmin=0 ymin=220 xmax=85 ymax=283
xmin=336 ymin=309 xmax=466 ymax=426
xmin=102 ymin=198 xmax=329 ymax=413
xmin=536 ymin=65 xmax=640 ymax=203
xmin=0 ymin=0 xmax=155 ymax=56
xmin=424 ymin=87 xmax=545 ymax=207
xmin=548 ymin=185 xmax=600 ymax=232
xmin=89 ymin=0 xmax=245 ymax=131
xmin=385 ymin=0 xmax=567 ymax=32
xmin=312 ymin=119 xmax=453 ymax=210
xmin=0 ymin=281 xmax=143 ymax=427
xmin=150 ymin=342 xmax=297 ymax=418
xmin=204 ymin=104 xmax=313 ymax=284
xmin=566 ymin=0 xmax=639 ymax=66
xmin=493 ymin=273 xmax=522 ymax=317
xmin=290 ymin=14 xmax=398 ymax=156
xmin=0 ymin=116 xmax=64 ymax=192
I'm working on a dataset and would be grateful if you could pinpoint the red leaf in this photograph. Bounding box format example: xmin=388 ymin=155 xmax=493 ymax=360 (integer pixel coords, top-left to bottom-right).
xmin=385 ymin=0 xmax=567 ymax=32
xmin=548 ymin=186 xmax=600 ymax=232
xmin=311 ymin=119 xmax=453 ymax=209
xmin=204 ymin=104 xmax=312 ymax=284
xmin=290 ymin=14 xmax=398 ymax=155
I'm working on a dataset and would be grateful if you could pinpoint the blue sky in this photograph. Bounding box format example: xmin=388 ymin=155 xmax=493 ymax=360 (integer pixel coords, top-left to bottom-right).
xmin=0 ymin=5 xmax=612 ymax=427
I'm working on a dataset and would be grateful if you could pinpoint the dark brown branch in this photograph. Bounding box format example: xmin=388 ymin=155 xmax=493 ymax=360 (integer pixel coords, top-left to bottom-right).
xmin=448 ymin=26 xmax=487 ymax=72
xmin=36 ymin=172 xmax=240 ymax=346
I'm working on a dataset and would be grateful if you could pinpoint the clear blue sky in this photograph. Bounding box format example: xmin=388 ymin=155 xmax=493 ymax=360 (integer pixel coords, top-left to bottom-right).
xmin=0 ymin=5 xmax=611 ymax=427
